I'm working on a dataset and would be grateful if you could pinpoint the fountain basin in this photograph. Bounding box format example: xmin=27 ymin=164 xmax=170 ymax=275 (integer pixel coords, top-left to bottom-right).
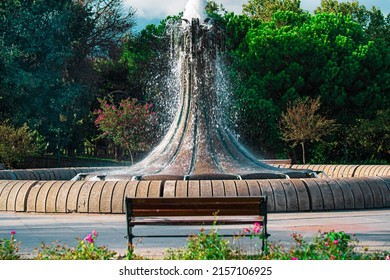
xmin=1 ymin=173 xmax=389 ymax=213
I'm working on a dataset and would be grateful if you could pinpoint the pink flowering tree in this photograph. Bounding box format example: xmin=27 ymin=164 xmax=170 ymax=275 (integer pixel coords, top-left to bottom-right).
xmin=94 ymin=96 xmax=157 ymax=165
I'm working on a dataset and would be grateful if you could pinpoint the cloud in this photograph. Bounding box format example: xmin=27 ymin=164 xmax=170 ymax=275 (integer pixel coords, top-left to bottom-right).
xmin=126 ymin=0 xmax=247 ymax=19
xmin=126 ymin=0 xmax=188 ymax=19
xmin=126 ymin=0 xmax=388 ymax=24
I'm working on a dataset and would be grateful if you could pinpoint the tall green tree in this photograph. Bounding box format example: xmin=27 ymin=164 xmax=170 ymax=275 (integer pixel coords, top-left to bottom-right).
xmin=315 ymin=0 xmax=390 ymax=40
xmin=243 ymin=0 xmax=303 ymax=21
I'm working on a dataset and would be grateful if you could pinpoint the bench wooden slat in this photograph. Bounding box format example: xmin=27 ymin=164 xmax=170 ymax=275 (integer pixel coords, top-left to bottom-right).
xmin=130 ymin=217 xmax=263 ymax=226
xmin=131 ymin=209 xmax=261 ymax=216
xmin=130 ymin=202 xmax=261 ymax=208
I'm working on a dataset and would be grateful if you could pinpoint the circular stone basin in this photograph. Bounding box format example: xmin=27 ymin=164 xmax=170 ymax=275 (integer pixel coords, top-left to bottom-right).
xmin=0 ymin=166 xmax=390 ymax=214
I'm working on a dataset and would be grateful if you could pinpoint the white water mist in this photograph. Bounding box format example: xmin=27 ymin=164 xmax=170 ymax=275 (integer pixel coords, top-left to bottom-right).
xmin=183 ymin=0 xmax=207 ymax=22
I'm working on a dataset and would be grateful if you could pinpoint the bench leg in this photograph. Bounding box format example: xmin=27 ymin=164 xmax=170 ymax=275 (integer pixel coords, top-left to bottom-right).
xmin=127 ymin=225 xmax=134 ymax=252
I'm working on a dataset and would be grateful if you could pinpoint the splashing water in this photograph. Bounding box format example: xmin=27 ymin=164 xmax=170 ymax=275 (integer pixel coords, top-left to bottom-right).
xmin=183 ymin=0 xmax=207 ymax=22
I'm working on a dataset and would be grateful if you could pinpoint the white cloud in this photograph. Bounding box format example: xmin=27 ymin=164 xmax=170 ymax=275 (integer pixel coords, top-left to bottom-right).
xmin=125 ymin=0 xmax=389 ymax=29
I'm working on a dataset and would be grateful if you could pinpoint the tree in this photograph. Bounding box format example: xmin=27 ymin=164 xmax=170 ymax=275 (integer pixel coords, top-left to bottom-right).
xmin=280 ymin=97 xmax=337 ymax=164
xmin=94 ymin=96 xmax=157 ymax=164
xmin=315 ymin=0 xmax=390 ymax=40
xmin=0 ymin=123 xmax=42 ymax=168
xmin=81 ymin=0 xmax=136 ymax=59
xmin=345 ymin=110 xmax=390 ymax=163
xmin=243 ymin=0 xmax=303 ymax=21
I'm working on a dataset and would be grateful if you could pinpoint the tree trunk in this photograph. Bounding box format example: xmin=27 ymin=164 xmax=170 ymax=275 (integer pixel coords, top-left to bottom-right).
xmin=301 ymin=142 xmax=306 ymax=164
xmin=128 ymin=149 xmax=134 ymax=166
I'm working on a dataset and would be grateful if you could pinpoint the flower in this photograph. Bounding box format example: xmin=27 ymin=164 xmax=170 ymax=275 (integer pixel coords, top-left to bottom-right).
xmin=385 ymin=255 xmax=390 ymax=260
xmin=253 ymin=222 xmax=261 ymax=234
xmin=243 ymin=228 xmax=250 ymax=234
xmin=84 ymin=233 xmax=94 ymax=244
xmin=92 ymin=230 xmax=98 ymax=237
xmin=333 ymin=240 xmax=339 ymax=245
xmin=291 ymin=257 xmax=298 ymax=260
xmin=10 ymin=230 xmax=16 ymax=235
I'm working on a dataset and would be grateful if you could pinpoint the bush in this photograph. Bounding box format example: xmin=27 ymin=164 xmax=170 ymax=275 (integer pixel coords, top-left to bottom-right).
xmin=0 ymin=230 xmax=20 ymax=260
xmin=257 ymin=230 xmax=389 ymax=260
xmin=2 ymin=227 xmax=389 ymax=260
xmin=163 ymin=225 xmax=389 ymax=260
xmin=0 ymin=122 xmax=43 ymax=168
xmin=34 ymin=230 xmax=116 ymax=260
xmin=164 ymin=227 xmax=244 ymax=260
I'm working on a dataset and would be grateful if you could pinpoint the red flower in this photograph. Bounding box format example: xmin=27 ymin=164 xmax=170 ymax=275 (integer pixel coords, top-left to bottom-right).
xmin=253 ymin=222 xmax=261 ymax=234
xmin=84 ymin=233 xmax=94 ymax=244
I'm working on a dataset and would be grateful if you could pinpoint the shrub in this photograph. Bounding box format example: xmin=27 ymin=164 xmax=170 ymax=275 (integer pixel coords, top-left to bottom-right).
xmin=0 ymin=230 xmax=20 ymax=260
xmin=258 ymin=230 xmax=389 ymax=260
xmin=163 ymin=224 xmax=389 ymax=260
xmin=34 ymin=230 xmax=116 ymax=260
xmin=164 ymin=227 xmax=244 ymax=260
xmin=0 ymin=122 xmax=42 ymax=168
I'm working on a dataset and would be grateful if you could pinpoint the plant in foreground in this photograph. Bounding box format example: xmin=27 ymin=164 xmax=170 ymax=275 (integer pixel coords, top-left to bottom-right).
xmin=261 ymin=230 xmax=389 ymax=260
xmin=164 ymin=227 xmax=244 ymax=260
xmin=0 ymin=230 xmax=20 ymax=260
xmin=162 ymin=224 xmax=389 ymax=260
xmin=34 ymin=230 xmax=116 ymax=260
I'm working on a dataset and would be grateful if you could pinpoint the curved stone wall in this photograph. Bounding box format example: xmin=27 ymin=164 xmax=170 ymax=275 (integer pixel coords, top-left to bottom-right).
xmin=1 ymin=165 xmax=390 ymax=181
xmin=274 ymin=164 xmax=390 ymax=178
xmin=1 ymin=177 xmax=389 ymax=213
xmin=0 ymin=167 xmax=122 ymax=181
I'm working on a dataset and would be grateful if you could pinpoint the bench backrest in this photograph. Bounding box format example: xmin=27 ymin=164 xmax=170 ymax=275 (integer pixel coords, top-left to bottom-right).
xmin=125 ymin=196 xmax=267 ymax=217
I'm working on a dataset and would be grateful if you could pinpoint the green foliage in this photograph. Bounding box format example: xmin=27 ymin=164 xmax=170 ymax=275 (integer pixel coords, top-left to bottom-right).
xmin=263 ymin=230 xmax=389 ymax=260
xmin=226 ymin=9 xmax=389 ymax=161
xmin=0 ymin=0 xmax=93 ymax=154
xmin=345 ymin=110 xmax=390 ymax=162
xmin=316 ymin=0 xmax=390 ymax=40
xmin=243 ymin=0 xmax=303 ymax=21
xmin=162 ymin=225 xmax=389 ymax=260
xmin=2 ymin=228 xmax=389 ymax=260
xmin=0 ymin=122 xmax=43 ymax=168
xmin=34 ymin=231 xmax=116 ymax=260
xmin=164 ymin=228 xmax=242 ymax=260
xmin=0 ymin=231 xmax=20 ymax=260
xmin=0 ymin=0 xmax=137 ymax=157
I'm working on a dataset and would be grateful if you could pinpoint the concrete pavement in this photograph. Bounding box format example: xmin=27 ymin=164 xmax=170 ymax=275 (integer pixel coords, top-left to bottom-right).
xmin=0 ymin=209 xmax=389 ymax=258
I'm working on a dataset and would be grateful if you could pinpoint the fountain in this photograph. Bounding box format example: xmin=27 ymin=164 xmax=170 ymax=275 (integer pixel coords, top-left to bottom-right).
xmin=80 ymin=0 xmax=315 ymax=181
xmin=0 ymin=0 xmax=389 ymax=213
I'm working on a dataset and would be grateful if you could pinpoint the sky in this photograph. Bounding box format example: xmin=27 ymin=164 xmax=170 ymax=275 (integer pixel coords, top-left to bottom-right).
xmin=125 ymin=0 xmax=390 ymax=31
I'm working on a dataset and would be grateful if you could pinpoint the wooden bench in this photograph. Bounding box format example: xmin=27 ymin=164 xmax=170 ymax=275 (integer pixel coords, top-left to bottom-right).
xmin=125 ymin=196 xmax=269 ymax=252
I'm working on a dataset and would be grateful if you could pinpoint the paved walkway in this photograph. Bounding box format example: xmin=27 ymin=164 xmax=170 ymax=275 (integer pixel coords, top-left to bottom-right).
xmin=1 ymin=209 xmax=389 ymax=258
